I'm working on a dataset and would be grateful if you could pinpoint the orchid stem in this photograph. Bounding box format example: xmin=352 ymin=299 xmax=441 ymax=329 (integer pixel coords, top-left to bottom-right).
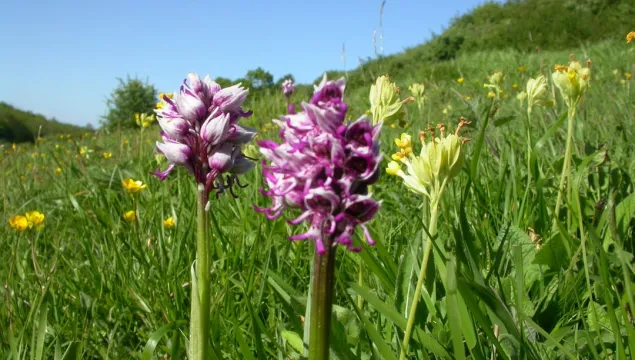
xmin=399 ymin=202 xmax=439 ymax=360
xmin=191 ymin=184 xmax=210 ymax=359
xmin=309 ymin=237 xmax=336 ymax=360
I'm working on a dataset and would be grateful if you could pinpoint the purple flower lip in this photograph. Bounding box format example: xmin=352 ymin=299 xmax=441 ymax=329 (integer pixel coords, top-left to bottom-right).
xmin=152 ymin=73 xmax=257 ymax=198
xmin=257 ymin=75 xmax=381 ymax=254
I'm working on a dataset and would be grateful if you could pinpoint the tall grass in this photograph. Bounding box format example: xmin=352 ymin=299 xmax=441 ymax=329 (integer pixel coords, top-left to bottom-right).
xmin=1 ymin=39 xmax=633 ymax=359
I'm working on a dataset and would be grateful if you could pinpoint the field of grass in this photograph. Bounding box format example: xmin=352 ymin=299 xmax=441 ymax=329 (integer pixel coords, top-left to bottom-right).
xmin=1 ymin=39 xmax=634 ymax=359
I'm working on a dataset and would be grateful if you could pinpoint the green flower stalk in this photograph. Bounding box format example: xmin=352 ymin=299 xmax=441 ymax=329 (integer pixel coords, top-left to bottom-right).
xmin=135 ymin=112 xmax=156 ymax=157
xmin=369 ymin=74 xmax=413 ymax=127
xmin=387 ymin=119 xmax=470 ymax=359
xmin=551 ymin=56 xmax=591 ymax=227
xmin=520 ymin=75 xmax=553 ymax=215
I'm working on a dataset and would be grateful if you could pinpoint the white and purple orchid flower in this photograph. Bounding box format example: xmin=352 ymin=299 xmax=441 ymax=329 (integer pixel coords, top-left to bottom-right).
xmin=256 ymin=74 xmax=382 ymax=254
xmin=281 ymin=78 xmax=295 ymax=98
xmin=152 ymin=73 xmax=257 ymax=197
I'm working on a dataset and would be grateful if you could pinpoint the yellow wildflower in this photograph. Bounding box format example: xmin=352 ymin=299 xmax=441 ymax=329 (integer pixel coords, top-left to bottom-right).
xmin=512 ymin=83 xmax=518 ymax=89
xmin=518 ymin=65 xmax=526 ymax=73
xmin=457 ymin=77 xmax=464 ymax=84
xmin=394 ymin=133 xmax=412 ymax=149
xmin=55 ymin=168 xmax=62 ymax=174
xmin=552 ymin=55 xmax=591 ymax=108
xmin=103 ymin=152 xmax=112 ymax=159
xmin=9 ymin=215 xmax=28 ymax=232
xmin=369 ymin=75 xmax=412 ymax=126
xmin=163 ymin=217 xmax=175 ymax=228
xmin=464 ymin=97 xmax=471 ymax=101
xmin=626 ymin=73 xmax=632 ymax=80
xmin=386 ymin=120 xmax=470 ymax=204
xmin=487 ymin=91 xmax=496 ymax=99
xmin=123 ymin=140 xmax=129 ymax=145
xmin=123 ymin=210 xmax=136 ymax=222
xmin=627 ymin=31 xmax=635 ymax=43
xmin=25 ymin=211 xmax=45 ymax=228
xmin=122 ymin=178 xmax=147 ymax=193
xmin=526 ymin=75 xmax=550 ymax=111
xmin=488 ymin=71 xmax=504 ymax=86
xmin=12 ymin=143 xmax=17 ymax=151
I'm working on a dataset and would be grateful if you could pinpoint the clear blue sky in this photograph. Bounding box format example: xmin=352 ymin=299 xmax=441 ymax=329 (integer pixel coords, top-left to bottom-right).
xmin=0 ymin=0 xmax=487 ymax=127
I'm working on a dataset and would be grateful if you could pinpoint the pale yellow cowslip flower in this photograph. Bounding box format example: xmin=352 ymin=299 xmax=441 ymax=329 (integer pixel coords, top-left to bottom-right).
xmin=123 ymin=210 xmax=136 ymax=222
xmin=488 ymin=71 xmax=504 ymax=86
xmin=526 ymin=75 xmax=551 ymax=112
xmin=163 ymin=217 xmax=175 ymax=228
xmin=408 ymin=83 xmax=426 ymax=113
xmin=386 ymin=119 xmax=470 ymax=205
xmin=457 ymin=77 xmax=465 ymax=84
xmin=9 ymin=215 xmax=28 ymax=232
xmin=122 ymin=178 xmax=147 ymax=193
xmin=552 ymin=56 xmax=591 ymax=108
xmin=517 ymin=91 xmax=528 ymax=107
xmin=369 ymin=75 xmax=413 ymax=126
xmin=484 ymin=71 xmax=504 ymax=99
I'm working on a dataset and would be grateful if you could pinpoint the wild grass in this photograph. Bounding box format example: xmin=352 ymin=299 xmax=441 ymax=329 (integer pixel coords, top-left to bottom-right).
xmin=1 ymin=39 xmax=633 ymax=359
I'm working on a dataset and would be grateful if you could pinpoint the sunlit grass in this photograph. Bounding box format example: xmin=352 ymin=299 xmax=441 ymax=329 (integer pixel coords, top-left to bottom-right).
xmin=1 ymin=39 xmax=633 ymax=359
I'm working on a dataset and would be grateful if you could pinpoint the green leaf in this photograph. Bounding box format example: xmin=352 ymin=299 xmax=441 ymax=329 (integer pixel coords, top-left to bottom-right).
xmin=141 ymin=321 xmax=186 ymax=360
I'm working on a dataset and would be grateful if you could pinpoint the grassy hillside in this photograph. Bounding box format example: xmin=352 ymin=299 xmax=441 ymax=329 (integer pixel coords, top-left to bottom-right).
xmin=0 ymin=102 xmax=89 ymax=143
xmin=1 ymin=37 xmax=633 ymax=358
xmin=320 ymin=0 xmax=635 ymax=91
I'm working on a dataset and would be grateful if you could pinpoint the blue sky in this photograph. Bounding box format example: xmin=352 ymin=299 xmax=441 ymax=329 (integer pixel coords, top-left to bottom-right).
xmin=0 ymin=0 xmax=487 ymax=126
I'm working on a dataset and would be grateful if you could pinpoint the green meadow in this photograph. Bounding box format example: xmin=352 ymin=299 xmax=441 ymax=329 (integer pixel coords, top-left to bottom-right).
xmin=1 ymin=6 xmax=634 ymax=359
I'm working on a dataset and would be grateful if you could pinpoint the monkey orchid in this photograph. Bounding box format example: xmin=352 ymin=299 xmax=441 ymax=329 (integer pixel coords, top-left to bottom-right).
xmin=257 ymin=74 xmax=381 ymax=359
xmin=152 ymin=73 xmax=256 ymax=360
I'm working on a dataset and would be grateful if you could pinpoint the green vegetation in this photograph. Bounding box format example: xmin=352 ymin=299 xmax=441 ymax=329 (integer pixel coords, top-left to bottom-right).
xmin=0 ymin=103 xmax=88 ymax=143
xmin=101 ymin=76 xmax=158 ymax=130
xmin=1 ymin=0 xmax=634 ymax=358
xmin=2 ymin=37 xmax=633 ymax=358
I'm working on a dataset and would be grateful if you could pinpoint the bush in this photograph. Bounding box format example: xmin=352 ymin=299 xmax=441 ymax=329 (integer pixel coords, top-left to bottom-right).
xmin=101 ymin=76 xmax=157 ymax=129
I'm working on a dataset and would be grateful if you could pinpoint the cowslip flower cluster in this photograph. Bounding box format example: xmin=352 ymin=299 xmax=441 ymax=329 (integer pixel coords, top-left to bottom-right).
xmin=8 ymin=211 xmax=45 ymax=232
xmin=552 ymin=56 xmax=591 ymax=108
xmin=369 ymin=75 xmax=412 ymax=127
xmin=387 ymin=119 xmax=470 ymax=205
xmin=152 ymin=73 xmax=257 ymax=197
xmin=282 ymin=79 xmax=295 ymax=98
xmin=408 ymin=82 xmax=426 ymax=113
xmin=257 ymin=75 xmax=382 ymax=254
xmin=525 ymin=75 xmax=552 ymax=112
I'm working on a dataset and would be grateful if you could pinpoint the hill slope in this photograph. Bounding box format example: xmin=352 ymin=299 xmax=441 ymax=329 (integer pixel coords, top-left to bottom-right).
xmin=0 ymin=102 xmax=88 ymax=143
xmin=319 ymin=0 xmax=635 ymax=89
